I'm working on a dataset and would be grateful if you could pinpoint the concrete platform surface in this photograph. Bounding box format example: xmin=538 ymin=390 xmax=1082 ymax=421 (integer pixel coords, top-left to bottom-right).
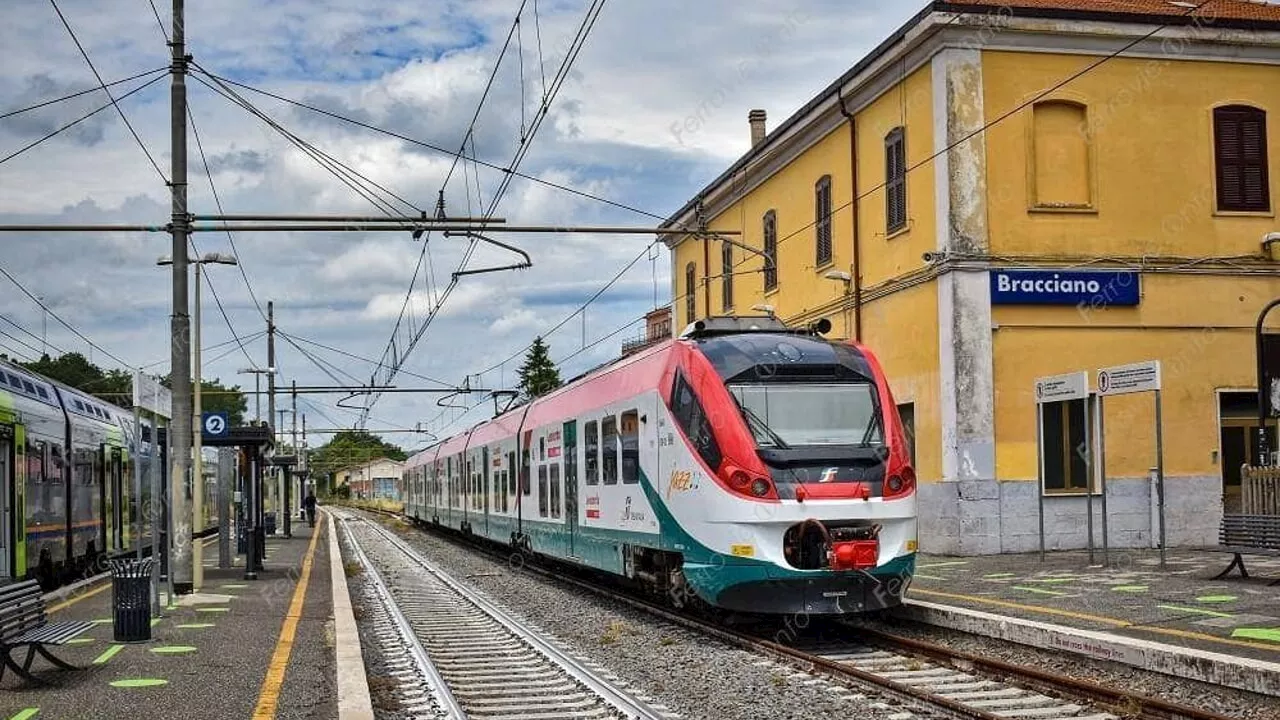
xmin=0 ymin=523 xmax=337 ymax=720
xmin=900 ymin=547 xmax=1280 ymax=695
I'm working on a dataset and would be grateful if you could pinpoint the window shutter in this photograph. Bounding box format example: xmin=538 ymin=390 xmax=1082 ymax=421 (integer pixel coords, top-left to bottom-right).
xmin=885 ymin=129 xmax=907 ymax=232
xmin=721 ymin=242 xmax=733 ymax=310
xmin=815 ymin=176 xmax=832 ymax=266
xmin=684 ymin=263 xmax=696 ymax=321
xmin=763 ymin=211 xmax=777 ymax=291
xmin=1216 ymin=106 xmax=1270 ymax=212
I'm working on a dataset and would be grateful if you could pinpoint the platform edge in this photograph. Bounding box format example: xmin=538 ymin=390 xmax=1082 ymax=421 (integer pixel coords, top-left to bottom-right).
xmin=327 ymin=509 xmax=376 ymax=719
xmin=899 ymin=598 xmax=1280 ymax=698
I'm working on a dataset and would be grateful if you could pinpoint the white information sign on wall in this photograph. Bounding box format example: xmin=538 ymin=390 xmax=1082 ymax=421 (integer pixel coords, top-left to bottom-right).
xmin=1034 ymin=371 xmax=1089 ymax=404
xmin=133 ymin=370 xmax=172 ymax=418
xmin=1097 ymin=360 xmax=1161 ymax=397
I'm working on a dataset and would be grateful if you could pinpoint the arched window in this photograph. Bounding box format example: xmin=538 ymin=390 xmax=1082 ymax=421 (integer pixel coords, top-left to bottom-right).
xmin=815 ymin=175 xmax=832 ymax=266
xmin=721 ymin=241 xmax=733 ymax=311
xmin=1214 ymin=105 xmax=1270 ymax=212
xmin=762 ymin=210 xmax=778 ymax=291
xmin=885 ymin=127 xmax=907 ymax=231
xmin=1031 ymin=101 xmax=1090 ymax=208
xmin=684 ymin=262 xmax=696 ymax=322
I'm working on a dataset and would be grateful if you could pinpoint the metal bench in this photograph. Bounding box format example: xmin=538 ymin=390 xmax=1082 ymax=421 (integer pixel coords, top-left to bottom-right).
xmin=1212 ymin=465 xmax=1280 ymax=586
xmin=0 ymin=579 xmax=93 ymax=686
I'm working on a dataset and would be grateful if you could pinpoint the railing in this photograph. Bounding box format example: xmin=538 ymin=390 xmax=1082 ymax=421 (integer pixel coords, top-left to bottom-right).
xmin=1242 ymin=465 xmax=1280 ymax=516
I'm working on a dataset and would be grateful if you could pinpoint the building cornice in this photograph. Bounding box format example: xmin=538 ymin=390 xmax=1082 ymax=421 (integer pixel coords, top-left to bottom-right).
xmin=660 ymin=10 xmax=1280 ymax=249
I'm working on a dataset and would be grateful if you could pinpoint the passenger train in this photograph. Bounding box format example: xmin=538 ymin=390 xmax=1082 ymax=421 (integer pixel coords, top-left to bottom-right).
xmin=0 ymin=357 xmax=219 ymax=588
xmin=404 ymin=316 xmax=918 ymax=615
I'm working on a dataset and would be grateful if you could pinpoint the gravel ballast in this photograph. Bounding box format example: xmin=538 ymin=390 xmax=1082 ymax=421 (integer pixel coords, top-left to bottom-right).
xmin=351 ymin=513 xmax=932 ymax=720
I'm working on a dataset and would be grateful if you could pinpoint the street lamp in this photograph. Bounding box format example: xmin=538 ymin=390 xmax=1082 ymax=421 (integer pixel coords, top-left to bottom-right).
xmin=158 ymin=251 xmax=238 ymax=592
xmin=824 ymin=270 xmax=853 ymax=338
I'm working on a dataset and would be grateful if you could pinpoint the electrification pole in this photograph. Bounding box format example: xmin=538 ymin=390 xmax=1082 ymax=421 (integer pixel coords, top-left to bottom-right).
xmin=169 ymin=0 xmax=194 ymax=596
xmin=286 ymin=380 xmax=296 ymax=538
xmin=267 ymin=301 xmax=276 ymax=537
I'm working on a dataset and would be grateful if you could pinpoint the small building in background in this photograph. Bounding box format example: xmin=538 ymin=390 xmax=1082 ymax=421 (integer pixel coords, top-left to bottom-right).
xmin=622 ymin=307 xmax=674 ymax=356
xmin=336 ymin=457 xmax=404 ymax=501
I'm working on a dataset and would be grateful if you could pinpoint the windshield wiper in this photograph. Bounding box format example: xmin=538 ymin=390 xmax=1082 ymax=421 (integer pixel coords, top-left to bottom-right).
xmin=734 ymin=398 xmax=790 ymax=449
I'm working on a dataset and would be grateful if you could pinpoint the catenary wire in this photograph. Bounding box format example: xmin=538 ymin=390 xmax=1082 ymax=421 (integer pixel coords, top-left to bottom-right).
xmin=0 ymin=262 xmax=134 ymax=368
xmin=0 ymin=67 xmax=166 ymax=120
xmin=47 ymin=0 xmax=168 ymax=183
xmin=0 ymin=73 xmax=167 ymax=167
xmin=276 ymin=331 xmax=452 ymax=387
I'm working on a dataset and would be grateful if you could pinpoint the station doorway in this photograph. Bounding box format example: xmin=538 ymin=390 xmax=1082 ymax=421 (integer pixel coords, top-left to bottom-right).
xmin=1218 ymin=391 xmax=1278 ymax=513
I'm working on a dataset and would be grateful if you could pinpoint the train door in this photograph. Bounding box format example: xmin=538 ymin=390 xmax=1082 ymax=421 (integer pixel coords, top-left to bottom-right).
xmin=0 ymin=427 xmax=11 ymax=578
xmin=481 ymin=447 xmax=490 ymax=537
xmin=563 ymin=421 xmax=578 ymax=559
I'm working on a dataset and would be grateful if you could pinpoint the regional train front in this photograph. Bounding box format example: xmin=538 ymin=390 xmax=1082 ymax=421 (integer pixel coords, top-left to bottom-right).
xmin=662 ymin=316 xmax=917 ymax=615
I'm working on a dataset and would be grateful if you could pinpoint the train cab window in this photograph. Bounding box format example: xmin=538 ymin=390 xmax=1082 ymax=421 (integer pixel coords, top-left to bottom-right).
xmin=601 ymin=416 xmax=619 ymax=485
xmin=549 ymin=464 xmax=561 ymax=519
xmin=584 ymin=421 xmax=599 ymax=485
xmin=538 ymin=465 xmax=548 ymax=517
xmin=621 ymin=410 xmax=639 ymax=484
xmin=671 ymin=373 xmax=723 ymax=472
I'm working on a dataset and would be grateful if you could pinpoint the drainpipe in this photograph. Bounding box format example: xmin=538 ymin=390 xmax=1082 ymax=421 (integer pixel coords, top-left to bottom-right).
xmin=837 ymin=89 xmax=863 ymax=342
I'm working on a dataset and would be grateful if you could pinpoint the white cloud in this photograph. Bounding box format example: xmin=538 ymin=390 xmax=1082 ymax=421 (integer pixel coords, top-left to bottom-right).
xmin=0 ymin=0 xmax=923 ymax=443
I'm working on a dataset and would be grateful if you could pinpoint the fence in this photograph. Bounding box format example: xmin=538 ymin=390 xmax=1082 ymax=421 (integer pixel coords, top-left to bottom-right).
xmin=1242 ymin=465 xmax=1280 ymax=516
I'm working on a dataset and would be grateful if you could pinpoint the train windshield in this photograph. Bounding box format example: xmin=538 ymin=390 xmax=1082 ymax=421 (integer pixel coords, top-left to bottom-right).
xmin=728 ymin=382 xmax=881 ymax=447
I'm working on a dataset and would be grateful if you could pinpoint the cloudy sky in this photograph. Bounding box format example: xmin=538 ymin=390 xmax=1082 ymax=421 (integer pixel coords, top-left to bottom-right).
xmin=0 ymin=0 xmax=923 ymax=452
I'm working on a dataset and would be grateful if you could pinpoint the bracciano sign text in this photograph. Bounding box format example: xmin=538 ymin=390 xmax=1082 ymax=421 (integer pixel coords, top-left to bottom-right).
xmin=990 ymin=269 xmax=1139 ymax=307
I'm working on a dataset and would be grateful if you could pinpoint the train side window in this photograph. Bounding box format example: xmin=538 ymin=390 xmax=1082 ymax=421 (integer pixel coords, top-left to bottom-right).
xmin=23 ymin=381 xmax=37 ymax=395
xmin=550 ymin=464 xmax=561 ymax=519
xmin=584 ymin=421 xmax=599 ymax=486
xmin=522 ymin=445 xmax=531 ymax=496
xmin=670 ymin=373 xmax=723 ymax=471
xmin=507 ymin=451 xmax=517 ymax=495
xmin=36 ymin=387 xmax=48 ymax=400
xmin=538 ymin=465 xmax=548 ymax=517
xmin=6 ymin=374 xmax=20 ymax=389
xmin=601 ymin=415 xmax=618 ymax=485
xmin=539 ymin=436 xmax=546 ymax=461
xmin=621 ymin=410 xmax=639 ymax=484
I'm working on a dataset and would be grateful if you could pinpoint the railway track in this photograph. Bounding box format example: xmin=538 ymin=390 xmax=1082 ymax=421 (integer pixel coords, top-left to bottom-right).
xmin=335 ymin=509 xmax=678 ymax=720
xmin=346 ymin=505 xmax=1241 ymax=720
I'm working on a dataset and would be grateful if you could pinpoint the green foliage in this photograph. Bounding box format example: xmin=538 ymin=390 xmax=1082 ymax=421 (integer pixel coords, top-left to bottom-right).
xmin=517 ymin=336 xmax=561 ymax=400
xmin=308 ymin=430 xmax=408 ymax=482
xmin=15 ymin=352 xmax=248 ymax=424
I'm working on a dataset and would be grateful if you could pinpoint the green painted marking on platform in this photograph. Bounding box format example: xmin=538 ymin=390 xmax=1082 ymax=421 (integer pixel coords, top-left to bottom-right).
xmin=221 ymin=584 xmax=247 ymax=589
xmin=917 ymin=561 xmax=969 ymax=569
xmin=65 ymin=638 xmax=94 ymax=645
xmin=8 ymin=708 xmax=38 ymax=720
xmin=151 ymin=618 xmax=163 ymax=627
xmin=914 ymin=573 xmax=946 ymax=581
xmin=176 ymin=623 xmax=216 ymax=629
xmin=196 ymin=607 xmax=230 ymax=613
xmin=93 ymin=645 xmax=124 ymax=665
xmin=1157 ymin=604 xmax=1233 ymax=618
xmin=109 ymin=678 xmax=168 ymax=688
xmin=983 ymin=572 xmax=1017 ymax=579
xmin=1012 ymin=585 xmax=1067 ymax=596
xmin=1231 ymin=628 xmax=1280 ymax=643
xmin=1196 ymin=595 xmax=1238 ymax=603
xmin=1112 ymin=585 xmax=1148 ymax=593
xmin=150 ymin=646 xmax=196 ymax=654
xmin=1023 ymin=577 xmax=1077 ymax=584
xmin=90 ymin=618 xmax=112 ymax=625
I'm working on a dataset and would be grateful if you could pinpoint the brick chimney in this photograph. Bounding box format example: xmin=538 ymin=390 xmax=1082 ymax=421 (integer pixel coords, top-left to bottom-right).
xmin=749 ymin=109 xmax=767 ymax=147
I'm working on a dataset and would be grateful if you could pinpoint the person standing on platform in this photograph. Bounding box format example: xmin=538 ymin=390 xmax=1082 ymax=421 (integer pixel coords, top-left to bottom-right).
xmin=303 ymin=491 xmax=317 ymax=528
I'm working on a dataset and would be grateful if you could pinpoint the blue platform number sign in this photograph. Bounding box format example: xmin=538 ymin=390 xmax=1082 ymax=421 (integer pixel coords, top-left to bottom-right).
xmin=990 ymin=269 xmax=1139 ymax=307
xmin=202 ymin=411 xmax=229 ymax=438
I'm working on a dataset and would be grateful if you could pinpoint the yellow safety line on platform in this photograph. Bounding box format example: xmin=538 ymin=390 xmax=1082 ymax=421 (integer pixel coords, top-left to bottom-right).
xmin=911 ymin=588 xmax=1280 ymax=653
xmin=252 ymin=526 xmax=322 ymax=719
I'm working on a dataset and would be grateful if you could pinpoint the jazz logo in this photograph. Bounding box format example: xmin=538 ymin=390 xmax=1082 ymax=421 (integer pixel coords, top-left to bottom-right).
xmin=667 ymin=469 xmax=694 ymax=499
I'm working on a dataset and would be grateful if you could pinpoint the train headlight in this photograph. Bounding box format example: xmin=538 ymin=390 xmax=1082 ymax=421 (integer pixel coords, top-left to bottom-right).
xmin=750 ymin=478 xmax=771 ymax=497
xmin=729 ymin=470 xmax=752 ymax=492
xmin=887 ymin=475 xmax=904 ymax=494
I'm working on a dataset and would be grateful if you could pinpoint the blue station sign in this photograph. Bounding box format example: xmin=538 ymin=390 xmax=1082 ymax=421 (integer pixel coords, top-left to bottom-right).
xmin=990 ymin=269 xmax=1140 ymax=307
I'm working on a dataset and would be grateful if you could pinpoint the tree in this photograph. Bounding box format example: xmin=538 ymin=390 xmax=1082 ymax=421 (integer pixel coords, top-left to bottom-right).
xmin=517 ymin=336 xmax=561 ymax=400
xmin=308 ymin=430 xmax=408 ymax=484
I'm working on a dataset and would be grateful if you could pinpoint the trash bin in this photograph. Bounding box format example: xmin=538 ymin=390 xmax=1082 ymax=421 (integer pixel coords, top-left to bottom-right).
xmin=109 ymin=558 xmax=154 ymax=643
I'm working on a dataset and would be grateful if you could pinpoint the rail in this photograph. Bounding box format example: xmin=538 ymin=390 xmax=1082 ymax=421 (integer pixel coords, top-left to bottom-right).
xmin=351 ymin=506 xmax=1241 ymax=720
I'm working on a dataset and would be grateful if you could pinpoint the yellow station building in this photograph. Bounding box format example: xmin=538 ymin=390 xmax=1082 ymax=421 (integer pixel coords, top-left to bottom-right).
xmin=660 ymin=0 xmax=1280 ymax=554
